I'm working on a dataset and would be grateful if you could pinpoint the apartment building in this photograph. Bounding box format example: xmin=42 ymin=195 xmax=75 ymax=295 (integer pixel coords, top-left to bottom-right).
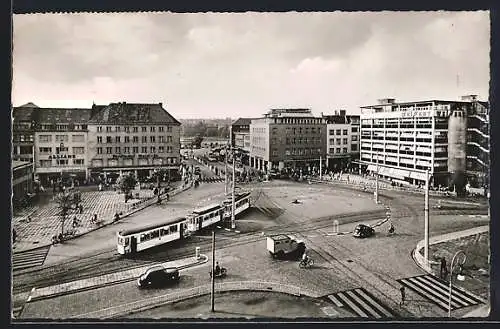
xmin=86 ymin=102 xmax=181 ymax=181
xmin=12 ymin=104 xmax=38 ymax=163
xmin=359 ymin=96 xmax=489 ymax=195
xmin=249 ymin=109 xmax=326 ymax=173
xmin=33 ymin=108 xmax=91 ymax=186
xmin=322 ymin=110 xmax=360 ymax=171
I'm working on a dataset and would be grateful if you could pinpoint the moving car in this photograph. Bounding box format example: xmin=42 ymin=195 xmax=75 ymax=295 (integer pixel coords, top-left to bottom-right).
xmin=353 ymin=224 xmax=375 ymax=238
xmin=137 ymin=266 xmax=180 ymax=288
xmin=267 ymin=234 xmax=306 ymax=259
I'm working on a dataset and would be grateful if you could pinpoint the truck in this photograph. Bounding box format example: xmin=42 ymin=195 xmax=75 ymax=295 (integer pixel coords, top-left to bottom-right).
xmin=266 ymin=234 xmax=306 ymax=259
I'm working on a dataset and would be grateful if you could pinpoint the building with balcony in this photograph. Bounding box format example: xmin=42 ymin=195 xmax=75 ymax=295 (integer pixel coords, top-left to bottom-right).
xmin=249 ymin=109 xmax=326 ymax=173
xmin=33 ymin=108 xmax=91 ymax=186
xmin=359 ymin=96 xmax=489 ymax=195
xmin=86 ymin=102 xmax=181 ymax=182
xmin=322 ymin=110 xmax=360 ymax=172
xmin=12 ymin=104 xmax=38 ymax=163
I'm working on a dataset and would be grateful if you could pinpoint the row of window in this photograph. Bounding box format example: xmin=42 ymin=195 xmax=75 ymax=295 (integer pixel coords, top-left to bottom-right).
xmin=92 ymin=157 xmax=178 ymax=167
xmin=284 ymin=127 xmax=322 ymax=135
xmin=328 ymin=128 xmax=358 ymax=135
xmin=328 ymin=137 xmax=358 ymax=145
xmin=39 ymin=147 xmax=85 ymax=154
xmin=12 ymin=135 xmax=34 ymax=142
xmin=97 ymin=126 xmax=173 ymax=133
xmin=284 ymin=137 xmax=322 ymax=145
xmin=38 ymin=124 xmax=88 ymax=131
xmin=96 ymin=135 xmax=173 ymax=144
xmin=38 ymin=134 xmax=85 ymax=143
xmin=39 ymin=159 xmax=85 ymax=167
xmin=282 ymin=148 xmax=323 ymax=156
xmin=329 ymin=147 xmax=350 ymax=154
xmin=139 ymin=225 xmax=179 ymax=242
xmin=96 ymin=146 xmax=173 ymax=154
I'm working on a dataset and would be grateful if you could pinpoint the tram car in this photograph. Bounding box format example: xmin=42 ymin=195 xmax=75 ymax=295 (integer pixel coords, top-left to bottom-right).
xmin=116 ymin=191 xmax=252 ymax=254
xmin=117 ymin=216 xmax=189 ymax=255
xmin=222 ymin=192 xmax=251 ymax=219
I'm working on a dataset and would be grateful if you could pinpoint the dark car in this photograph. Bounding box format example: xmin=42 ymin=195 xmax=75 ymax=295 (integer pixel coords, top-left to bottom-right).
xmin=137 ymin=266 xmax=180 ymax=288
xmin=353 ymin=224 xmax=375 ymax=238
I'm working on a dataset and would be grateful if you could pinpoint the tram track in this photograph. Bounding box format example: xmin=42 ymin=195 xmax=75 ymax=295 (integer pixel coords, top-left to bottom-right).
xmin=13 ymin=186 xmax=486 ymax=296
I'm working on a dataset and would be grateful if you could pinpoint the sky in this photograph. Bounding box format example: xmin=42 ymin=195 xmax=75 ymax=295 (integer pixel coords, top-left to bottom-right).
xmin=12 ymin=11 xmax=490 ymax=119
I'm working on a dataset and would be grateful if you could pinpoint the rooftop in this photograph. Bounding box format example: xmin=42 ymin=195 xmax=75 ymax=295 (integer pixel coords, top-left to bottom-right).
xmin=36 ymin=108 xmax=93 ymax=124
xmin=89 ymin=102 xmax=181 ymax=125
xmin=232 ymin=118 xmax=254 ymax=126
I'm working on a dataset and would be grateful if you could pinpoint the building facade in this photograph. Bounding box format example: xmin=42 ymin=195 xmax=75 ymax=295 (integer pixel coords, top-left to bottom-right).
xmin=33 ymin=108 xmax=91 ymax=186
xmin=249 ymin=109 xmax=326 ymax=173
xmin=322 ymin=110 xmax=360 ymax=171
xmin=231 ymin=118 xmax=252 ymax=152
xmin=12 ymin=160 xmax=34 ymax=203
xmin=86 ymin=102 xmax=181 ymax=182
xmin=359 ymin=96 xmax=489 ymax=195
xmin=12 ymin=105 xmax=38 ymax=163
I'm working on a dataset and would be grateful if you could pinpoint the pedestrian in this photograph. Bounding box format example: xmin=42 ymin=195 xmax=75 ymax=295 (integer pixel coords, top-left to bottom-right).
xmin=399 ymin=286 xmax=406 ymax=306
xmin=79 ymin=204 xmax=83 ymax=214
xmin=440 ymin=257 xmax=448 ymax=280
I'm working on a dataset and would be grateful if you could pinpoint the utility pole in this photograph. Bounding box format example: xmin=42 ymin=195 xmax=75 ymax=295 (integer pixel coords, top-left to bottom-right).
xmin=424 ymin=169 xmax=430 ymax=268
xmin=231 ymin=149 xmax=236 ymax=229
xmin=375 ymin=160 xmax=379 ymax=204
xmin=224 ymin=146 xmax=228 ymax=195
xmin=319 ymin=156 xmax=322 ymax=180
xmin=211 ymin=230 xmax=215 ymax=312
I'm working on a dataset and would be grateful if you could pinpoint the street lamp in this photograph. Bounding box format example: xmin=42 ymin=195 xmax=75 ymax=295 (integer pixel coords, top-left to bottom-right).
xmin=448 ymin=250 xmax=467 ymax=318
xmin=210 ymin=230 xmax=216 ymax=312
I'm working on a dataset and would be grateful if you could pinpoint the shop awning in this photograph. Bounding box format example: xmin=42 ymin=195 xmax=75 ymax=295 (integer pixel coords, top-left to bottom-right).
xmin=409 ymin=171 xmax=428 ymax=181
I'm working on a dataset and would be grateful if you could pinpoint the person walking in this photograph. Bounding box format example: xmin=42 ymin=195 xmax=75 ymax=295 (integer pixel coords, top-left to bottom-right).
xmin=399 ymin=286 xmax=406 ymax=306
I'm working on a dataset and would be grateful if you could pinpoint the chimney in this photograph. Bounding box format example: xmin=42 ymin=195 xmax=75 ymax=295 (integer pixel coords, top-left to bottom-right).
xmin=159 ymin=102 xmax=163 ymax=107
xmin=378 ymin=98 xmax=396 ymax=105
xmin=461 ymin=95 xmax=478 ymax=102
xmin=339 ymin=110 xmax=346 ymax=116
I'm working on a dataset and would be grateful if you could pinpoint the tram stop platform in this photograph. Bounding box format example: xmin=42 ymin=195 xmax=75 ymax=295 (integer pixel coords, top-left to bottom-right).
xmin=19 ymin=255 xmax=208 ymax=303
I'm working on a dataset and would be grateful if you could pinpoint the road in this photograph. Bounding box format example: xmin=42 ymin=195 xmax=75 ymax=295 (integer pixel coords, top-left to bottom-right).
xmin=14 ymin=168 xmax=489 ymax=319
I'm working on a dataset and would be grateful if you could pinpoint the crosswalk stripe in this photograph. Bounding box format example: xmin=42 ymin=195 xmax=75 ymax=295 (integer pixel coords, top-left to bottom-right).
xmin=398 ymin=274 xmax=483 ymax=311
xmin=345 ymin=290 xmax=382 ymax=318
xmin=12 ymin=246 xmax=50 ymax=272
xmin=336 ymin=291 xmax=369 ymax=318
xmin=414 ymin=276 xmax=470 ymax=307
xmin=327 ymin=294 xmax=344 ymax=307
xmin=354 ymin=288 xmax=393 ymax=318
xmin=407 ymin=278 xmax=458 ymax=309
xmin=416 ymin=275 xmax=482 ymax=305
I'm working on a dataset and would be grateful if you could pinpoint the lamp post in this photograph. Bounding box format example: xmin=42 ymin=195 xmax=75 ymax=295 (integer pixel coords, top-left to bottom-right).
xmin=231 ymin=152 xmax=236 ymax=229
xmin=210 ymin=230 xmax=216 ymax=312
xmin=424 ymin=169 xmax=430 ymax=267
xmin=375 ymin=160 xmax=379 ymax=204
xmin=448 ymin=250 xmax=467 ymax=317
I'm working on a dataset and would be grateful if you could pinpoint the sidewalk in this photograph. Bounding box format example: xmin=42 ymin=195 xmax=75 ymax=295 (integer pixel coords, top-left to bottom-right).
xmin=412 ymin=225 xmax=490 ymax=317
xmin=12 ymin=182 xmax=190 ymax=253
xmin=20 ymin=254 xmax=208 ymax=303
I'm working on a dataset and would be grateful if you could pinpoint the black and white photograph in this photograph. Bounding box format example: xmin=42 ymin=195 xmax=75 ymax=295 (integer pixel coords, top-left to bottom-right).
xmin=10 ymin=10 xmax=490 ymax=320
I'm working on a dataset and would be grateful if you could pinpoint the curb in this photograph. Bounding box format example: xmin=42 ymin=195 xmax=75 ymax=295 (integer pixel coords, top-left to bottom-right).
xmin=13 ymin=185 xmax=191 ymax=255
xmin=27 ymin=254 xmax=209 ymax=303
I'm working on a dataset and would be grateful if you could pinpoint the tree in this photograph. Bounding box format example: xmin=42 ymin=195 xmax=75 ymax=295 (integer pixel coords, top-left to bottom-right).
xmin=192 ymin=135 xmax=204 ymax=148
xmin=55 ymin=191 xmax=74 ymax=239
xmin=118 ymin=173 xmax=137 ymax=201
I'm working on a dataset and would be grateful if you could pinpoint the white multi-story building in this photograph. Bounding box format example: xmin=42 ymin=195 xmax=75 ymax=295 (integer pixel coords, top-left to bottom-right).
xmin=360 ymin=97 xmax=489 ymax=195
xmin=322 ymin=110 xmax=360 ymax=171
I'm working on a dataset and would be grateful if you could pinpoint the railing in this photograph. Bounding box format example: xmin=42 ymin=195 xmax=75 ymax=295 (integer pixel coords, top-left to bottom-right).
xmin=71 ymin=281 xmax=304 ymax=319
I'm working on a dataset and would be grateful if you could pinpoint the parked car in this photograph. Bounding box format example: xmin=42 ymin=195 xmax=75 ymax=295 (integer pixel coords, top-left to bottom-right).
xmin=137 ymin=266 xmax=180 ymax=288
xmin=267 ymin=234 xmax=306 ymax=259
xmin=353 ymin=224 xmax=375 ymax=238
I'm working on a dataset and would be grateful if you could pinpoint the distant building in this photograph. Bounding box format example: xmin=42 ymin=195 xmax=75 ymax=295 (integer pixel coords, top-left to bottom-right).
xmin=12 ymin=160 xmax=34 ymax=204
xmin=86 ymin=102 xmax=181 ymax=182
xmin=322 ymin=110 xmax=360 ymax=171
xmin=360 ymin=96 xmax=489 ymax=195
xmin=249 ymin=109 xmax=326 ymax=173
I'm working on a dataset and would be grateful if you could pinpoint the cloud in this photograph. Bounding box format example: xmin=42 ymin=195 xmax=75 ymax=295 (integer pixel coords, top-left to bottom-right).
xmin=12 ymin=11 xmax=490 ymax=118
